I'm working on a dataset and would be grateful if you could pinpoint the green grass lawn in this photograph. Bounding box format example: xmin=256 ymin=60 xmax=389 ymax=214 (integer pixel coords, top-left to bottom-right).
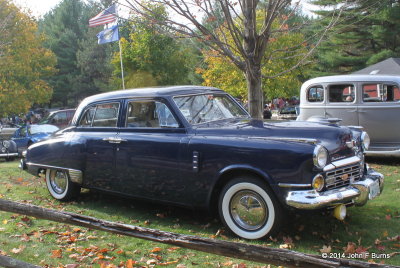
xmin=0 ymin=158 xmax=399 ymax=267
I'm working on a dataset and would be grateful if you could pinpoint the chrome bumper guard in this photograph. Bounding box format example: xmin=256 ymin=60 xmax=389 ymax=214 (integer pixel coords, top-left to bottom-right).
xmin=286 ymin=169 xmax=384 ymax=210
xmin=0 ymin=152 xmax=18 ymax=158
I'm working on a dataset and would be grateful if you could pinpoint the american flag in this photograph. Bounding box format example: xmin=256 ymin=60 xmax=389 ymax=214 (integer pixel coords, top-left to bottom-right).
xmin=89 ymin=4 xmax=116 ymax=27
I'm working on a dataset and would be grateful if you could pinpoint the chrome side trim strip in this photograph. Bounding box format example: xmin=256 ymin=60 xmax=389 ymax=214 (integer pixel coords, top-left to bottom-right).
xmin=26 ymin=162 xmax=83 ymax=184
xmin=278 ymin=183 xmax=311 ymax=188
xmin=0 ymin=153 xmax=19 ymax=157
xmin=323 ymin=156 xmax=361 ymax=172
xmin=250 ymin=137 xmax=318 ymax=145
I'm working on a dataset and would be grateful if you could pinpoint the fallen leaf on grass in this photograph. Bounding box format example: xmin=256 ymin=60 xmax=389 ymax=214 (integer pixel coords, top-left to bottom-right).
xmin=343 ymin=242 xmax=356 ymax=254
xmin=158 ymin=260 xmax=179 ymax=266
xmin=320 ymin=245 xmax=332 ymax=254
xmin=126 ymin=259 xmax=137 ymax=268
xmin=386 ymin=215 xmax=392 ymax=220
xmin=51 ymin=249 xmax=62 ymax=258
xmin=151 ymin=247 xmax=162 ymax=253
xmin=11 ymin=245 xmax=25 ymax=254
xmin=146 ymin=259 xmax=157 ymax=265
xmin=65 ymin=264 xmax=79 ymax=268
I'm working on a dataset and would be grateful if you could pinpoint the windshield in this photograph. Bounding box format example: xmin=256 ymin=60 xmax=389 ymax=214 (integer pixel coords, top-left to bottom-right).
xmin=30 ymin=125 xmax=59 ymax=134
xmin=173 ymin=94 xmax=249 ymax=124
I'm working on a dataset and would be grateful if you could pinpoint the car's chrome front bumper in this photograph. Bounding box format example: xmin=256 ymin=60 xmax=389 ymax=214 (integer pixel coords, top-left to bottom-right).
xmin=0 ymin=152 xmax=18 ymax=158
xmin=285 ymin=169 xmax=384 ymax=209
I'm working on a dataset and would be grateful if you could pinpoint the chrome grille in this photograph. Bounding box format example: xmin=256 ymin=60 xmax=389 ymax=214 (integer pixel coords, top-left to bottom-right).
xmin=325 ymin=164 xmax=361 ymax=190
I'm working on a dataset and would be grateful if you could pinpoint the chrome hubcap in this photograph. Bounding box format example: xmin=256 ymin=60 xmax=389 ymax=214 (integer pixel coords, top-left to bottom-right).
xmin=50 ymin=170 xmax=67 ymax=194
xmin=230 ymin=190 xmax=268 ymax=231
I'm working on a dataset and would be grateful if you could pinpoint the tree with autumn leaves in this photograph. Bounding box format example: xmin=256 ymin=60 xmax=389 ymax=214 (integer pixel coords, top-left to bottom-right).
xmin=0 ymin=0 xmax=56 ymax=117
xmin=200 ymin=13 xmax=313 ymax=101
xmin=121 ymin=0 xmax=343 ymax=119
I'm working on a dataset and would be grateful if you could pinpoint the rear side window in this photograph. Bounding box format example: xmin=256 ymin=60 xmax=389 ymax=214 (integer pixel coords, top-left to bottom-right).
xmin=307 ymin=86 xmax=324 ymax=102
xmin=328 ymin=84 xmax=355 ymax=103
xmin=363 ymin=84 xmax=400 ymax=102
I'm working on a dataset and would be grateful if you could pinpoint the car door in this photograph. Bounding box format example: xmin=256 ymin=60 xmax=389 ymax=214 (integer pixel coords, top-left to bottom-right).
xmin=358 ymin=83 xmax=400 ymax=147
xmin=115 ymin=98 xmax=188 ymax=204
xmin=325 ymin=83 xmax=359 ymax=126
xmin=75 ymin=101 xmax=121 ymax=190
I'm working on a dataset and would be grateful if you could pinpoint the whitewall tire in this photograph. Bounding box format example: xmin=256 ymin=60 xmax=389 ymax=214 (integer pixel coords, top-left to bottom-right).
xmin=218 ymin=176 xmax=282 ymax=240
xmin=45 ymin=169 xmax=80 ymax=201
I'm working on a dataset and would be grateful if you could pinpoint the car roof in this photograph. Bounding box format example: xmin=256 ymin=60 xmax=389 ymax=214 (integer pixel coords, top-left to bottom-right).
xmin=71 ymin=86 xmax=226 ymax=126
xmin=82 ymin=85 xmax=224 ymax=104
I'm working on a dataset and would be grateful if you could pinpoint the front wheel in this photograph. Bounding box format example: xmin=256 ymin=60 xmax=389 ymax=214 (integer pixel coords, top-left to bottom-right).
xmin=45 ymin=169 xmax=80 ymax=201
xmin=218 ymin=176 xmax=283 ymax=240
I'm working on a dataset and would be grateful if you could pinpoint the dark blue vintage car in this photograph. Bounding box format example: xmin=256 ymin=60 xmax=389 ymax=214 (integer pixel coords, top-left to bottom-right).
xmin=21 ymin=86 xmax=384 ymax=239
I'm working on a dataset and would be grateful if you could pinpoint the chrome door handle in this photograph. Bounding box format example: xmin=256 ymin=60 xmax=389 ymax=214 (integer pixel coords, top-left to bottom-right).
xmin=102 ymin=137 xmax=127 ymax=144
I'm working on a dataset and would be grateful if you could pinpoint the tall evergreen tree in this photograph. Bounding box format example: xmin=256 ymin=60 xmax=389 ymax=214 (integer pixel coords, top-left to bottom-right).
xmin=311 ymin=0 xmax=400 ymax=75
xmin=39 ymin=0 xmax=114 ymax=107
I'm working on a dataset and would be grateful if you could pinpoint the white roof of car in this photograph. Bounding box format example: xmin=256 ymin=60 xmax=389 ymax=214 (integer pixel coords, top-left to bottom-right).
xmin=302 ymin=74 xmax=400 ymax=89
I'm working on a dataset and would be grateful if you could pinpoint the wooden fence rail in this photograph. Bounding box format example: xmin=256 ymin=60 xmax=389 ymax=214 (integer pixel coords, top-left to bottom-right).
xmin=0 ymin=198 xmax=398 ymax=268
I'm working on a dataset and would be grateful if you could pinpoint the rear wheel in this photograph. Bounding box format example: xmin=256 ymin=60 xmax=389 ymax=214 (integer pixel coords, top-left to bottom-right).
xmin=218 ymin=176 xmax=283 ymax=239
xmin=45 ymin=169 xmax=80 ymax=201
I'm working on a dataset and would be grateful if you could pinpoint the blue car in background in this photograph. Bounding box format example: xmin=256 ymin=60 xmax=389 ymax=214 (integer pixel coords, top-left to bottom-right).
xmin=12 ymin=124 xmax=59 ymax=153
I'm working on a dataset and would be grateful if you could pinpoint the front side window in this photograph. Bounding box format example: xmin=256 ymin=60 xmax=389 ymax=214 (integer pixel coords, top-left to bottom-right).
xmin=78 ymin=103 xmax=119 ymax=127
xmin=307 ymin=86 xmax=324 ymax=102
xmin=363 ymin=84 xmax=400 ymax=102
xmin=92 ymin=103 xmax=119 ymax=127
xmin=126 ymin=101 xmax=179 ymax=128
xmin=328 ymin=84 xmax=355 ymax=103
xmin=173 ymin=94 xmax=249 ymax=124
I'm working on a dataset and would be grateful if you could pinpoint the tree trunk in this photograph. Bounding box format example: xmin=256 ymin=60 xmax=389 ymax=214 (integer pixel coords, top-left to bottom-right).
xmin=246 ymin=65 xmax=263 ymax=119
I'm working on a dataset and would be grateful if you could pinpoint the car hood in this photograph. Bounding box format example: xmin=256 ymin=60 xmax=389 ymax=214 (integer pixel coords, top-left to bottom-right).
xmin=192 ymin=119 xmax=355 ymax=160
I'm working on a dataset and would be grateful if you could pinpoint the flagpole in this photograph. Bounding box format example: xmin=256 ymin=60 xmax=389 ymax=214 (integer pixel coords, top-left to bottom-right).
xmin=118 ymin=39 xmax=125 ymax=90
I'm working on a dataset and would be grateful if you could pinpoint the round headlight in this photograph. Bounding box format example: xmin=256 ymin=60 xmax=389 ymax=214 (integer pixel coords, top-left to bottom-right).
xmin=361 ymin=132 xmax=370 ymax=150
xmin=1 ymin=147 xmax=6 ymax=153
xmin=2 ymin=140 xmax=10 ymax=148
xmin=312 ymin=174 xmax=325 ymax=192
xmin=313 ymin=145 xmax=328 ymax=169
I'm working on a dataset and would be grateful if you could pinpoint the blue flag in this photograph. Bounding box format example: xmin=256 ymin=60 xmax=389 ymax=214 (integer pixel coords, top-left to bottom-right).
xmin=97 ymin=25 xmax=119 ymax=44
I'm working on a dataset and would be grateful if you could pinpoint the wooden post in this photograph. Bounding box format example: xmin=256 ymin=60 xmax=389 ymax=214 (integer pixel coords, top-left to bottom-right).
xmin=0 ymin=254 xmax=40 ymax=268
xmin=0 ymin=199 xmax=397 ymax=268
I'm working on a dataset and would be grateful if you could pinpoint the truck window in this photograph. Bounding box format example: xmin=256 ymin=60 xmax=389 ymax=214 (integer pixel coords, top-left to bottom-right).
xmin=328 ymin=84 xmax=355 ymax=103
xmin=307 ymin=86 xmax=324 ymax=102
xmin=362 ymin=84 xmax=400 ymax=102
